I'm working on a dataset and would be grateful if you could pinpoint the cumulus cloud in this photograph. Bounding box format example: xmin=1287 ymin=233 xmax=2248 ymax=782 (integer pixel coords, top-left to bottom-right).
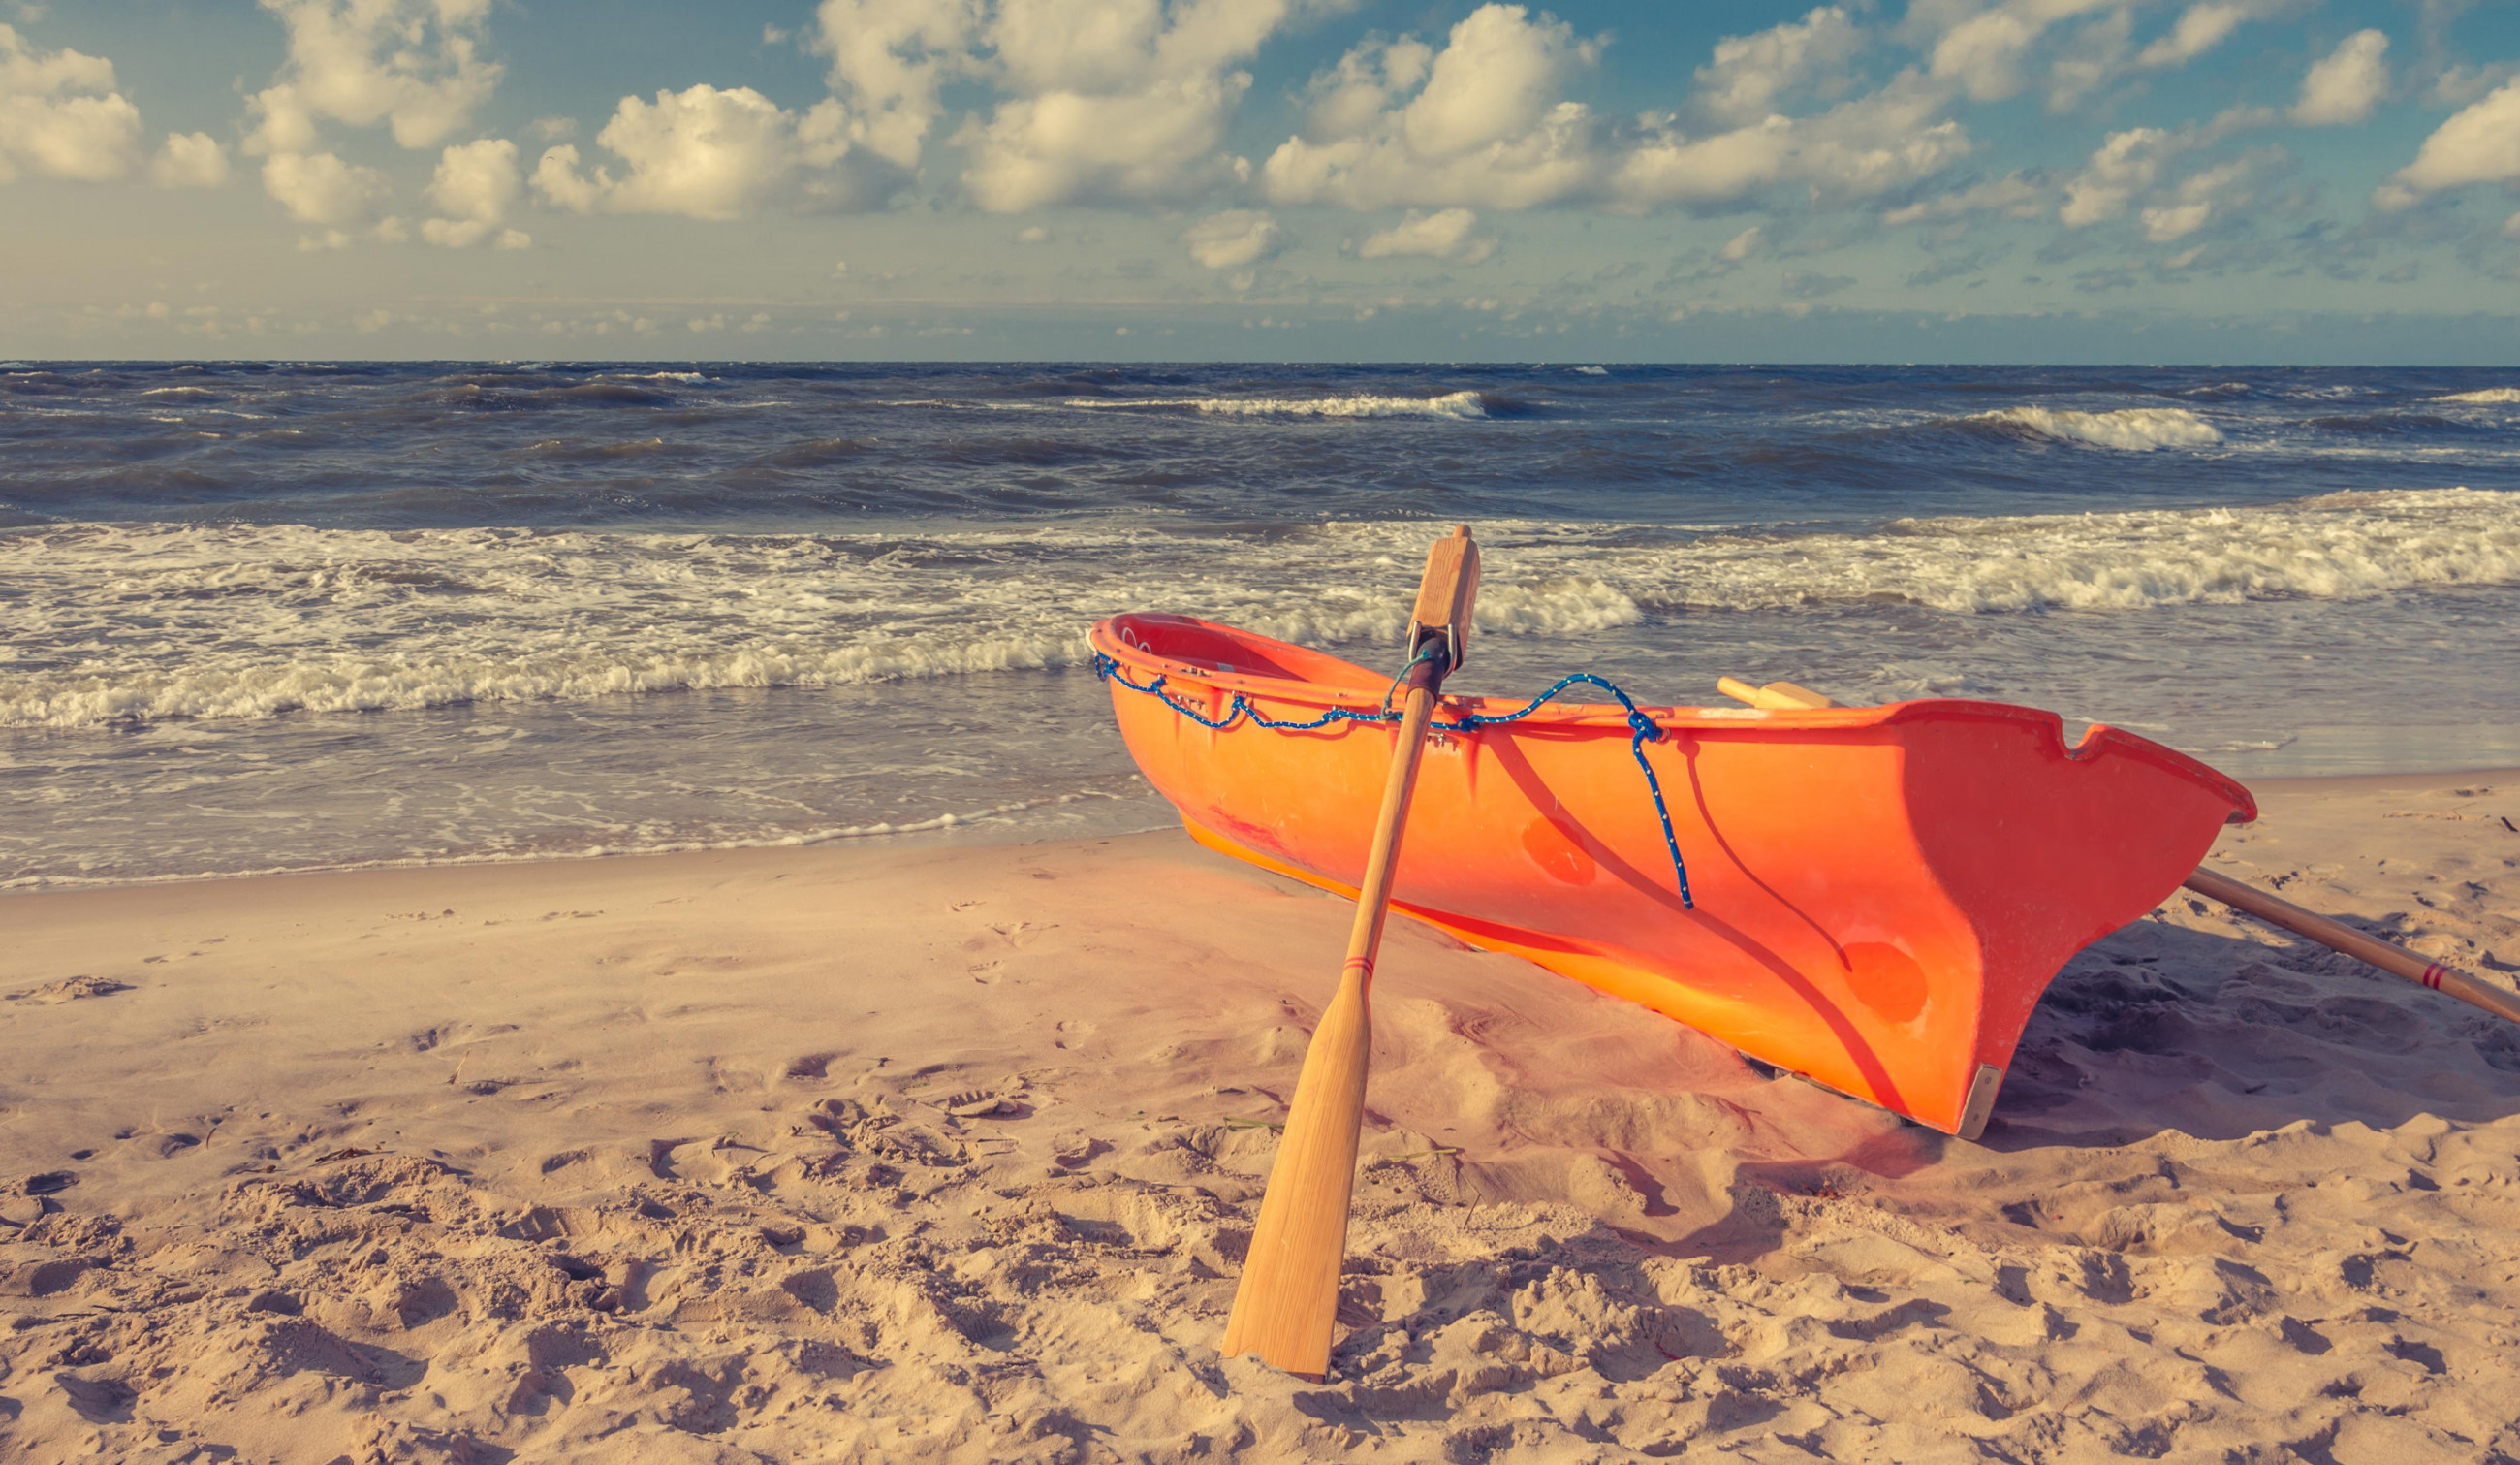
xmin=1264 ymin=6 xmax=1602 ymax=210
xmin=2292 ymin=29 xmax=2387 ymax=126
xmin=2137 ymin=156 xmax=2250 ymax=239
xmin=1693 ymin=7 xmax=1864 ymax=126
xmin=239 ymin=0 xmax=502 ymax=239
xmin=2058 ymin=125 xmax=2175 ymax=226
xmin=1881 ymin=171 xmax=2045 ymax=224
xmin=2135 ymin=1 xmax=2279 ymax=70
xmin=1263 ymin=6 xmax=1970 ymax=215
xmin=423 ymin=136 xmax=527 ymax=247
xmin=148 ymin=131 xmax=230 ymax=187
xmin=260 ymin=147 xmax=394 ymax=244
xmin=2376 ymin=77 xmax=2520 ymax=207
xmin=810 ymin=0 xmax=976 ymax=171
xmin=2058 ymin=118 xmax=2287 ymax=245
xmin=533 ymin=84 xmax=869 ymax=219
xmin=1357 ymin=207 xmax=1495 ymax=262
xmin=1922 ymin=0 xmax=2120 ymax=104
xmin=958 ymin=0 xmax=1307 ymax=212
xmin=0 ymin=22 xmax=143 ymax=182
xmin=1612 ymin=77 xmax=1972 ymax=210
xmin=246 ymin=0 xmax=500 ymax=155
xmin=1181 ymin=207 xmax=1279 ymax=268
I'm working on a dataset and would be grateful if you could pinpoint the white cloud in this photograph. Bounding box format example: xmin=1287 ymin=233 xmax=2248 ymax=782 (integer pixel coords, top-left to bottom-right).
xmin=261 ymin=147 xmax=391 ymax=226
xmin=959 ymin=0 xmax=1305 ymax=211
xmin=1881 ymin=172 xmax=2045 ymax=224
xmin=533 ymin=84 xmax=871 ymax=219
xmin=2141 ymin=155 xmax=2258 ymax=239
xmin=811 ymin=0 xmax=976 ymax=171
xmin=1181 ymin=207 xmax=1279 ymax=269
xmin=148 ymin=131 xmax=230 ymax=187
xmin=423 ymin=136 xmax=526 ymax=247
xmin=2059 ymin=125 xmax=2172 ymax=225
xmin=2059 ymin=120 xmax=2285 ymax=242
xmin=2376 ymin=77 xmax=2520 ymax=207
xmin=1402 ymin=3 xmax=1597 ymax=159
xmin=245 ymin=0 xmax=500 ymax=155
xmin=1923 ymin=0 xmax=2118 ymax=104
xmin=1693 ymin=7 xmax=1863 ymax=125
xmin=0 ymin=21 xmax=143 ymax=182
xmin=1266 ymin=7 xmax=1968 ymax=215
xmin=1262 ymin=5 xmax=1605 ymax=210
xmin=1612 ymin=77 xmax=1972 ymax=210
xmin=2135 ymin=2 xmax=2270 ymax=69
xmin=1357 ymin=207 xmax=1495 ymax=261
xmin=2292 ymin=29 xmax=2387 ymax=126
xmin=1719 ymin=224 xmax=1763 ymax=260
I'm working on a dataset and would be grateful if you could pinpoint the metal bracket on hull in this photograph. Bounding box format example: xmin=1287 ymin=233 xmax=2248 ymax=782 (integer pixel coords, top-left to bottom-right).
xmin=1955 ymin=1064 xmax=2004 ymax=1142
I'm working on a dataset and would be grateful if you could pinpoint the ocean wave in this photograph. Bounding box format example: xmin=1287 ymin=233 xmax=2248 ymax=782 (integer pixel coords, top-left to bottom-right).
xmin=4 ymin=489 xmax=2511 ymax=728
xmin=1070 ymin=390 xmax=1493 ymax=420
xmin=1959 ymin=406 xmax=2223 ymax=450
xmin=519 ymin=436 xmax=702 ymax=461
xmin=1617 ymin=487 xmax=2520 ymax=614
xmin=2432 ymin=388 xmax=2520 ymax=404
xmin=0 ymin=792 xmax=1134 ymax=891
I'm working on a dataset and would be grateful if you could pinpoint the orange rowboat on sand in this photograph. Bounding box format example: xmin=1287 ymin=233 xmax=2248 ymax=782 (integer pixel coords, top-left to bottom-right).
xmin=1090 ymin=611 xmax=2257 ymax=1140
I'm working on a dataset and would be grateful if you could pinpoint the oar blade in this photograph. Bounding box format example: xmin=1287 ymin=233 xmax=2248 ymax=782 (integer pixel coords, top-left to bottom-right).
xmin=1221 ymin=970 xmax=1372 ymax=1378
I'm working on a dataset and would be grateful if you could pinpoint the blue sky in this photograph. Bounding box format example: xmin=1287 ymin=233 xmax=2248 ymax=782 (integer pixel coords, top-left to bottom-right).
xmin=4 ymin=0 xmax=2516 ymax=362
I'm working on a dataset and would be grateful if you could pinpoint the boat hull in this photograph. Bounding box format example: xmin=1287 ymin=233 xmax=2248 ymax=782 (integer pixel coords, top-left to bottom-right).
xmin=1091 ymin=614 xmax=2254 ymax=1136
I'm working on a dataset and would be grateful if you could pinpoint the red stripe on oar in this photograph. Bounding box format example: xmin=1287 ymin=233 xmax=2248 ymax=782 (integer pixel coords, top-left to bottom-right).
xmin=1344 ymin=957 xmax=1373 ymax=977
xmin=2421 ymin=964 xmax=2448 ymax=990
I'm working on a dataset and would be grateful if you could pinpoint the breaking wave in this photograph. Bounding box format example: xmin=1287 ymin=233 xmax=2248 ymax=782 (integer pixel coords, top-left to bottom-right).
xmin=1960 ymin=406 xmax=2224 ymax=450
xmin=2432 ymin=388 xmax=2520 ymax=404
xmin=3 ymin=487 xmax=2511 ymax=729
xmin=1070 ymin=390 xmax=1493 ymax=420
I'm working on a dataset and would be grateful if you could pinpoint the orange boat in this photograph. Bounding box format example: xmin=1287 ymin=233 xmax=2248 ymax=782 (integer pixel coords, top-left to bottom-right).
xmin=1091 ymin=612 xmax=2256 ymax=1139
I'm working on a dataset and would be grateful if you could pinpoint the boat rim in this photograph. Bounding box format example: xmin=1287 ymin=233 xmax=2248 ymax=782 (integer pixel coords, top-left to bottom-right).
xmin=1089 ymin=612 xmax=2258 ymax=821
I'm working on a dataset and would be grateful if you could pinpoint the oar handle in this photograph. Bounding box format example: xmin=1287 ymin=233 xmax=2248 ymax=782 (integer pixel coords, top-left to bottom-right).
xmin=2182 ymin=866 xmax=2520 ymax=1027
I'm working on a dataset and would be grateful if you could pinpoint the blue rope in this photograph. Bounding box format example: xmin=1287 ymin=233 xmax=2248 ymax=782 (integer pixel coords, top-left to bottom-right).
xmin=1092 ymin=650 xmax=1694 ymax=909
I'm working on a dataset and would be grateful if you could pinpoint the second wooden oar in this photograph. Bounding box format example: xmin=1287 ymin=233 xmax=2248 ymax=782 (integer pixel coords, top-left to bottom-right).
xmin=2183 ymin=866 xmax=2520 ymax=1026
xmin=1221 ymin=525 xmax=1481 ymax=1382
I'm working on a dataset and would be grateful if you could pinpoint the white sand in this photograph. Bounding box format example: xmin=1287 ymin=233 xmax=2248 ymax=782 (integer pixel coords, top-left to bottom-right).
xmin=3 ymin=773 xmax=2518 ymax=1462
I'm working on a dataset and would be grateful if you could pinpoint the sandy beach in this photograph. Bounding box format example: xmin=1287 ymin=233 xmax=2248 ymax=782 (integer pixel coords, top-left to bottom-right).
xmin=4 ymin=771 xmax=2517 ymax=1462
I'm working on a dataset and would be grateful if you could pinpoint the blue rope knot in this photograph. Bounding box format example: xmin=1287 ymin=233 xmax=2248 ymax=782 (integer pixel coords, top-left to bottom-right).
xmin=1093 ymin=649 xmax=1694 ymax=909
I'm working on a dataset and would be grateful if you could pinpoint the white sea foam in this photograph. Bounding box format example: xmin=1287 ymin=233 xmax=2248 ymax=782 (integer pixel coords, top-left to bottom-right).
xmin=2432 ymin=388 xmax=2520 ymax=404
xmin=5 ymin=488 xmax=2513 ymax=729
xmin=1964 ymin=406 xmax=2223 ymax=450
xmin=1070 ymin=391 xmax=1490 ymax=420
xmin=0 ymin=793 xmax=1129 ymax=890
xmin=1574 ymin=366 xmax=1610 ymax=375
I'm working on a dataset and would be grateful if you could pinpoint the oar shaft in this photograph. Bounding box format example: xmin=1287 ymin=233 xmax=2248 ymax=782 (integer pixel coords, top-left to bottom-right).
xmin=1346 ymin=685 xmax=1439 ymax=964
xmin=2183 ymin=866 xmax=2520 ymax=1027
xmin=1222 ymin=683 xmax=1438 ymax=1380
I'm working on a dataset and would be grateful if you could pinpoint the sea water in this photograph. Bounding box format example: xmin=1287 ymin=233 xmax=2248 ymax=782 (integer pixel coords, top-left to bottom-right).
xmin=4 ymin=362 xmax=2517 ymax=888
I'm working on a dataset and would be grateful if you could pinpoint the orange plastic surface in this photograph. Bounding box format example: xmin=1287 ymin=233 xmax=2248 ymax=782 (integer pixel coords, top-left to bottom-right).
xmin=1092 ymin=613 xmax=2257 ymax=1135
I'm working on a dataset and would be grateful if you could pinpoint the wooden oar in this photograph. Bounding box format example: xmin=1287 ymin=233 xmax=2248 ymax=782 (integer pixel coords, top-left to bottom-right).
xmin=1717 ymin=676 xmax=1836 ymax=710
xmin=2183 ymin=867 xmax=2520 ymax=1026
xmin=1222 ymin=525 xmax=1481 ymax=1381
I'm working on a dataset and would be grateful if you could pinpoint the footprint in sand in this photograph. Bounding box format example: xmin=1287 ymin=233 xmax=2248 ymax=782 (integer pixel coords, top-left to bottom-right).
xmin=5 ymin=976 xmax=133 ymax=1004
